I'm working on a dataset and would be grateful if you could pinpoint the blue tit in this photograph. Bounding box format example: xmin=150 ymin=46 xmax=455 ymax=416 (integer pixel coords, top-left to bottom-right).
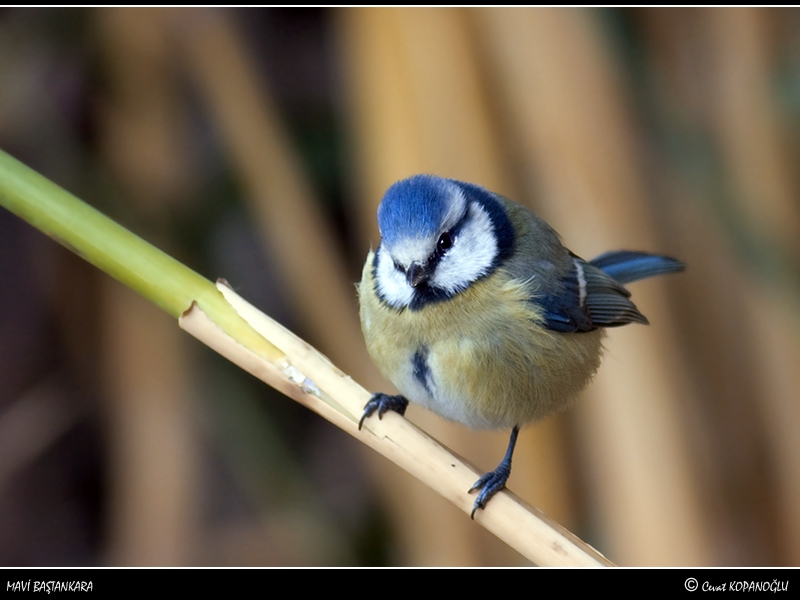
xmin=357 ymin=174 xmax=684 ymax=518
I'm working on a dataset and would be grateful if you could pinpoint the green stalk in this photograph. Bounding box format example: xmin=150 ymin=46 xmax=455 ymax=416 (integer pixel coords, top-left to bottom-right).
xmin=0 ymin=148 xmax=279 ymax=361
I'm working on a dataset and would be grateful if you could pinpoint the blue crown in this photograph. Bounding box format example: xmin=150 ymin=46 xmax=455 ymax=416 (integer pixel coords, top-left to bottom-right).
xmin=377 ymin=175 xmax=461 ymax=247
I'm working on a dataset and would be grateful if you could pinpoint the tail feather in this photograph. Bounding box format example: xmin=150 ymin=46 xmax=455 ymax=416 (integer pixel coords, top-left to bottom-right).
xmin=590 ymin=251 xmax=685 ymax=285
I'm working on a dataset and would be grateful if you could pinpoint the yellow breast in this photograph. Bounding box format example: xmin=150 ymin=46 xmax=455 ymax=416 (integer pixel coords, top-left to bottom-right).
xmin=358 ymin=252 xmax=604 ymax=429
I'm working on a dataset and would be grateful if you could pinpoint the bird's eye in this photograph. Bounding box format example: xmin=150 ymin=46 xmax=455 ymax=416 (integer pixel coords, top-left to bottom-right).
xmin=437 ymin=232 xmax=453 ymax=253
xmin=393 ymin=261 xmax=405 ymax=273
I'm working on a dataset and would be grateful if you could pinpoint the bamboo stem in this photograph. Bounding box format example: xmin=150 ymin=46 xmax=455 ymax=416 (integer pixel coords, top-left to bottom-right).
xmin=0 ymin=148 xmax=279 ymax=363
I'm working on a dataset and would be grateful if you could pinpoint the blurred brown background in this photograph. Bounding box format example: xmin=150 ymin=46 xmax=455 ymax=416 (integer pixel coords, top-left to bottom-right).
xmin=1 ymin=7 xmax=799 ymax=566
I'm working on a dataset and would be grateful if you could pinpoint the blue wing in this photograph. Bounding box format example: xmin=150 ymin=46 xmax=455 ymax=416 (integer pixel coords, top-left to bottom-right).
xmin=539 ymin=251 xmax=683 ymax=333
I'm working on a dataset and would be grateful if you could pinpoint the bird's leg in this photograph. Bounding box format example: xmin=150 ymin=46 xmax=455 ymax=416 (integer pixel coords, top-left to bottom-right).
xmin=358 ymin=393 xmax=410 ymax=430
xmin=468 ymin=426 xmax=519 ymax=519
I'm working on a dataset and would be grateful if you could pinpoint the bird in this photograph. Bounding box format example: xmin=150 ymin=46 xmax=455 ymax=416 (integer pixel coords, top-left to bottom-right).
xmin=357 ymin=174 xmax=684 ymax=518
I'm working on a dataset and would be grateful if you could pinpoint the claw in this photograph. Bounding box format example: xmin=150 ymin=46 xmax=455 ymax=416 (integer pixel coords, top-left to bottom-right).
xmin=469 ymin=466 xmax=511 ymax=519
xmin=467 ymin=425 xmax=519 ymax=519
xmin=358 ymin=393 xmax=409 ymax=430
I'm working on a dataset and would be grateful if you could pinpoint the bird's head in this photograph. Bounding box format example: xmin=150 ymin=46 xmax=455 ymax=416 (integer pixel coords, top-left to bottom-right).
xmin=373 ymin=175 xmax=514 ymax=310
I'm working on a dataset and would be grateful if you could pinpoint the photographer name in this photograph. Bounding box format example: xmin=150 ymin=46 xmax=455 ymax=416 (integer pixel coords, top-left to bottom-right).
xmin=702 ymin=580 xmax=788 ymax=593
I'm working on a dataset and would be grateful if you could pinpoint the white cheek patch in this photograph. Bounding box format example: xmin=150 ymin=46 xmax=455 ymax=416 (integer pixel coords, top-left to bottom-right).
xmin=375 ymin=246 xmax=415 ymax=308
xmin=432 ymin=202 xmax=498 ymax=294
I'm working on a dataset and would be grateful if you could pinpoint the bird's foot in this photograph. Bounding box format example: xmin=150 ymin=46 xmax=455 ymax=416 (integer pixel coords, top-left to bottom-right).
xmin=468 ymin=463 xmax=511 ymax=519
xmin=358 ymin=393 xmax=409 ymax=430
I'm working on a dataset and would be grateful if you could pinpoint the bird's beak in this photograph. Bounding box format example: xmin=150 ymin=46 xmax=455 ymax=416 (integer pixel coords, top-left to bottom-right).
xmin=406 ymin=262 xmax=428 ymax=288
